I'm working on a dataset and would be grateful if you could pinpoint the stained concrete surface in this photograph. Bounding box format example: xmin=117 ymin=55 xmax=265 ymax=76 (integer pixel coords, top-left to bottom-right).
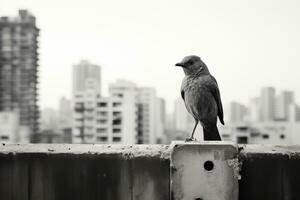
xmin=1 ymin=143 xmax=300 ymax=200
xmin=0 ymin=144 xmax=170 ymax=200
xmin=170 ymin=142 xmax=239 ymax=200
xmin=239 ymin=145 xmax=300 ymax=200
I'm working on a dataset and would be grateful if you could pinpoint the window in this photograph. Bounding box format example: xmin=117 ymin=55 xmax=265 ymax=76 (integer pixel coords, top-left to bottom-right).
xmin=236 ymin=126 xmax=248 ymax=131
xmin=0 ymin=136 xmax=9 ymax=140
xmin=113 ymin=128 xmax=121 ymax=133
xmin=113 ymin=102 xmax=122 ymax=107
xmin=97 ymin=128 xmax=107 ymax=133
xmin=97 ymin=136 xmax=108 ymax=142
xmin=112 ymin=118 xmax=122 ymax=125
xmin=113 ymin=111 xmax=121 ymax=117
xmin=262 ymin=134 xmax=269 ymax=139
xmin=237 ymin=136 xmax=248 ymax=144
xmin=85 ymin=108 xmax=94 ymax=112
xmin=113 ymin=137 xmax=121 ymax=142
xmin=97 ymin=111 xmax=108 ymax=117
xmin=98 ymin=111 xmax=107 ymax=115
xmin=221 ymin=134 xmax=230 ymax=138
xmin=250 ymin=131 xmax=260 ymax=137
xmin=97 ymin=119 xmax=107 ymax=124
xmin=75 ymin=103 xmax=84 ymax=112
xmin=97 ymin=102 xmax=107 ymax=107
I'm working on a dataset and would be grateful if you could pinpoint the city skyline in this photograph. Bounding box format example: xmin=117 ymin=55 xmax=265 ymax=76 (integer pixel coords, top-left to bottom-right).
xmin=1 ymin=1 xmax=300 ymax=112
xmin=227 ymin=86 xmax=300 ymax=123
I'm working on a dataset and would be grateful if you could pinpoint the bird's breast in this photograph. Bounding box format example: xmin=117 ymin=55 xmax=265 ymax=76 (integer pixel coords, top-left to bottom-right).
xmin=183 ymin=77 xmax=204 ymax=92
xmin=182 ymin=76 xmax=218 ymax=120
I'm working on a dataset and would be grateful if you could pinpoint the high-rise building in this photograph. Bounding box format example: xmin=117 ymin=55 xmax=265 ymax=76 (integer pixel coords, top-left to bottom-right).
xmin=275 ymin=90 xmax=294 ymax=121
xmin=0 ymin=10 xmax=39 ymax=142
xmin=136 ymin=87 xmax=157 ymax=144
xmin=108 ymin=80 xmax=138 ymax=143
xmin=288 ymin=103 xmax=300 ymax=122
xmin=155 ymin=98 xmax=166 ymax=143
xmin=259 ymin=87 xmax=275 ymax=122
xmin=247 ymin=97 xmax=260 ymax=122
xmin=0 ymin=112 xmax=19 ymax=143
xmin=73 ymin=93 xmax=137 ymax=144
xmin=72 ymin=60 xmax=101 ymax=95
xmin=109 ymin=80 xmax=160 ymax=144
xmin=72 ymin=79 xmax=100 ymax=143
xmin=229 ymin=102 xmax=247 ymax=123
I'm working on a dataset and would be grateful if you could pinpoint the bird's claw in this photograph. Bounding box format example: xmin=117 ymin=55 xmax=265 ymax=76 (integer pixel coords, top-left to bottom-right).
xmin=185 ymin=137 xmax=196 ymax=142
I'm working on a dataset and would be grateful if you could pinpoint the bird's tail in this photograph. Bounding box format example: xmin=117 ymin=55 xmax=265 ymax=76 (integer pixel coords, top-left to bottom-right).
xmin=203 ymin=125 xmax=221 ymax=141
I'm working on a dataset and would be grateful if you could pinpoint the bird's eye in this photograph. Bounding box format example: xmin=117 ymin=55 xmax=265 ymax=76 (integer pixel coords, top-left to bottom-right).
xmin=188 ymin=60 xmax=194 ymax=65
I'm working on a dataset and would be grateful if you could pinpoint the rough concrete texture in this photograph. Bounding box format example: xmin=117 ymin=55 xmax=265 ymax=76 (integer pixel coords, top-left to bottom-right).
xmin=0 ymin=144 xmax=170 ymax=200
xmin=239 ymin=144 xmax=300 ymax=200
xmin=2 ymin=143 xmax=300 ymax=200
xmin=170 ymin=141 xmax=239 ymax=200
xmin=0 ymin=143 xmax=171 ymax=159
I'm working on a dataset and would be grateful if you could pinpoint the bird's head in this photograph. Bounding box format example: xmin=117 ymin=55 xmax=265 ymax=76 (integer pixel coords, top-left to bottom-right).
xmin=175 ymin=55 xmax=209 ymax=76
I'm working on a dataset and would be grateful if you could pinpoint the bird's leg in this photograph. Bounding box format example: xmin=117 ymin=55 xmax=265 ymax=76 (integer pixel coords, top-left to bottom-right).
xmin=185 ymin=120 xmax=198 ymax=142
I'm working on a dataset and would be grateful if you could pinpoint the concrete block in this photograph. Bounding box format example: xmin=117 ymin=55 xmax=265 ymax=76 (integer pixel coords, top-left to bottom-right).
xmin=170 ymin=141 xmax=239 ymax=200
xmin=239 ymin=145 xmax=300 ymax=200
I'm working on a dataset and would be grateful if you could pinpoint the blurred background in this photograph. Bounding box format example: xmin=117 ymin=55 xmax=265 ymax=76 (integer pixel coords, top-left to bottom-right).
xmin=1 ymin=0 xmax=300 ymax=144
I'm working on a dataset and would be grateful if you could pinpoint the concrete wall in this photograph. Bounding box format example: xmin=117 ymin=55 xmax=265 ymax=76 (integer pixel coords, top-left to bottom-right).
xmin=0 ymin=142 xmax=300 ymax=200
xmin=239 ymin=145 xmax=300 ymax=200
xmin=0 ymin=144 xmax=170 ymax=200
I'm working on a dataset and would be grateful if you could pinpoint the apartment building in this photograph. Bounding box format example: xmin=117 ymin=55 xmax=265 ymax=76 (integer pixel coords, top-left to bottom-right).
xmin=0 ymin=10 xmax=39 ymax=142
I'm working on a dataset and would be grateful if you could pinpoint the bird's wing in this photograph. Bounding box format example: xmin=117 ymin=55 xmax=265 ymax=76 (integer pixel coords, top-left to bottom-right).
xmin=210 ymin=75 xmax=224 ymax=125
xmin=180 ymin=77 xmax=187 ymax=101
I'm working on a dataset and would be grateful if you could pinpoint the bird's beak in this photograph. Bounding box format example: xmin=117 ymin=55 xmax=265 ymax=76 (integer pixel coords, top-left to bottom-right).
xmin=175 ymin=62 xmax=184 ymax=67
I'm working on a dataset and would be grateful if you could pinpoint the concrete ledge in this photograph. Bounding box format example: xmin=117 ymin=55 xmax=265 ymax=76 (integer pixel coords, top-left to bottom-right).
xmin=0 ymin=143 xmax=170 ymax=158
xmin=0 ymin=144 xmax=170 ymax=200
xmin=1 ymin=143 xmax=300 ymax=200
xmin=239 ymin=144 xmax=300 ymax=200
xmin=238 ymin=144 xmax=300 ymax=156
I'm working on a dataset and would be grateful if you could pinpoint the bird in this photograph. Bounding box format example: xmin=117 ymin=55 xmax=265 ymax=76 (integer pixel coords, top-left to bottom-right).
xmin=175 ymin=55 xmax=224 ymax=141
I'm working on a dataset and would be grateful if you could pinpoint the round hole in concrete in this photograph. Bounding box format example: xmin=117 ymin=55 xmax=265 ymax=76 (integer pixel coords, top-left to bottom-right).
xmin=204 ymin=160 xmax=214 ymax=171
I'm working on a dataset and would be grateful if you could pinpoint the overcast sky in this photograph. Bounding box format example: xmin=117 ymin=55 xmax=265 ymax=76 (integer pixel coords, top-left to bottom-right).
xmin=1 ymin=0 xmax=300 ymax=112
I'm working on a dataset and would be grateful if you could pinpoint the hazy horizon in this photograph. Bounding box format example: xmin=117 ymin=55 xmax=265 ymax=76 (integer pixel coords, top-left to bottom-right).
xmin=1 ymin=0 xmax=300 ymax=112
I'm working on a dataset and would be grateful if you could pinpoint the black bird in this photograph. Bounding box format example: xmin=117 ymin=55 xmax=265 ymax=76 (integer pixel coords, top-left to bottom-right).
xmin=175 ymin=55 xmax=224 ymax=141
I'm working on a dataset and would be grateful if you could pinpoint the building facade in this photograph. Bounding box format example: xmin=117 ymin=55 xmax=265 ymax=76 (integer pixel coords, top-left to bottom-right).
xmin=0 ymin=10 xmax=39 ymax=142
xmin=72 ymin=78 xmax=164 ymax=144
xmin=72 ymin=60 xmax=101 ymax=94
xmin=275 ymin=90 xmax=294 ymax=121
xmin=109 ymin=80 xmax=161 ymax=144
xmin=229 ymin=102 xmax=247 ymax=123
xmin=136 ymin=87 xmax=157 ymax=144
xmin=73 ymin=80 xmax=138 ymax=144
xmin=259 ymin=87 xmax=275 ymax=122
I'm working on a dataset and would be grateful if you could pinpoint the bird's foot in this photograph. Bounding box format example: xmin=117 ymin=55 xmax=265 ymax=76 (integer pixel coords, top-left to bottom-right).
xmin=185 ymin=137 xmax=196 ymax=142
